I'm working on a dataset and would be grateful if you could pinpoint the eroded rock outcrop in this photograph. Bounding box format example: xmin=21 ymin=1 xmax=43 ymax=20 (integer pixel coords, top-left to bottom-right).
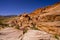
xmin=7 ymin=2 xmax=60 ymax=36
xmin=1 ymin=2 xmax=59 ymax=40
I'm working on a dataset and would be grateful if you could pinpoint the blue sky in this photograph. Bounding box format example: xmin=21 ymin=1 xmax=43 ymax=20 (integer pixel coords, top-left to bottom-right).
xmin=0 ymin=0 xmax=60 ymax=16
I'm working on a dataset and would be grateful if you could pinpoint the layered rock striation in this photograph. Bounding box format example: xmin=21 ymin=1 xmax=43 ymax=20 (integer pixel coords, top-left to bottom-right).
xmin=7 ymin=2 xmax=60 ymax=36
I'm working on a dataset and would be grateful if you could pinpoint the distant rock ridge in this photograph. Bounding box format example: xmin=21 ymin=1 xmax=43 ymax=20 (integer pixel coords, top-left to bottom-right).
xmin=8 ymin=2 xmax=60 ymax=36
xmin=29 ymin=2 xmax=60 ymax=16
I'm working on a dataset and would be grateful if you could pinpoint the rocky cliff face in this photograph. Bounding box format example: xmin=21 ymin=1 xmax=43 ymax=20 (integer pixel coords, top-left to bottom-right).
xmin=0 ymin=2 xmax=60 ymax=40
xmin=7 ymin=2 xmax=60 ymax=36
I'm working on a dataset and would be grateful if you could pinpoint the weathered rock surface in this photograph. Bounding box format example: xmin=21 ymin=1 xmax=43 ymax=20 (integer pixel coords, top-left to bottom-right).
xmin=22 ymin=30 xmax=60 ymax=40
xmin=0 ymin=29 xmax=60 ymax=40
xmin=0 ymin=27 xmax=23 ymax=40
xmin=0 ymin=2 xmax=60 ymax=40
xmin=7 ymin=2 xmax=60 ymax=36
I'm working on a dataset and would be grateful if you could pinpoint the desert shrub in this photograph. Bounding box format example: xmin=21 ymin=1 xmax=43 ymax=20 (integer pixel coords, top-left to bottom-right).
xmin=54 ymin=34 xmax=59 ymax=40
xmin=15 ymin=26 xmax=20 ymax=29
xmin=30 ymin=23 xmax=38 ymax=30
xmin=23 ymin=29 xmax=28 ymax=34
xmin=0 ymin=21 xmax=9 ymax=27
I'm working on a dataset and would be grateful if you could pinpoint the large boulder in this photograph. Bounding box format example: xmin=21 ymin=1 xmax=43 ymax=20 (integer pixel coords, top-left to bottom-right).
xmin=22 ymin=30 xmax=59 ymax=40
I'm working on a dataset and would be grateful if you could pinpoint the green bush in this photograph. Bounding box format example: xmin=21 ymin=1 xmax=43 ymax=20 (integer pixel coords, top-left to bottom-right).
xmin=15 ymin=26 xmax=20 ymax=29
